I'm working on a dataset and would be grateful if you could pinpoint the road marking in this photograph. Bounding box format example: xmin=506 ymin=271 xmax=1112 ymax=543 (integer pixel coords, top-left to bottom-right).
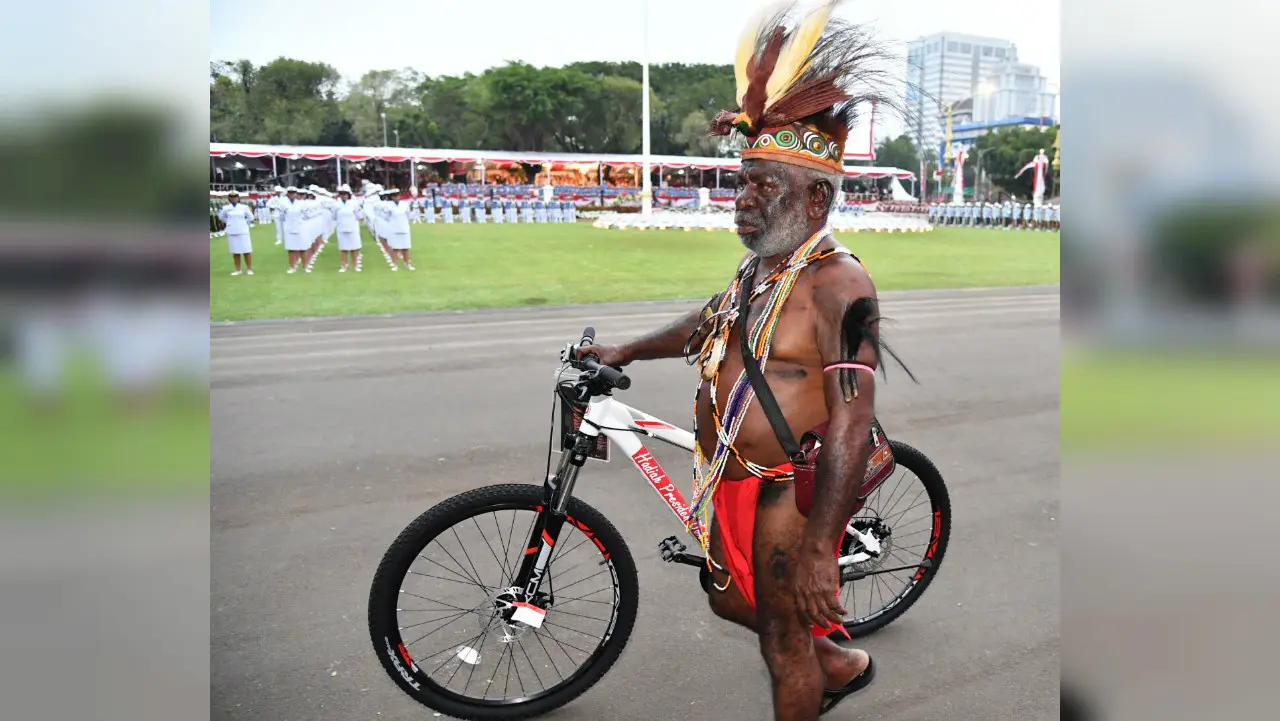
xmin=212 ymin=304 xmax=1057 ymax=366
xmin=212 ymin=295 xmax=1059 ymax=348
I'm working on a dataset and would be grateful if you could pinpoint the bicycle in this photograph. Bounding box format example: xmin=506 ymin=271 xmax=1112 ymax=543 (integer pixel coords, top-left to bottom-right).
xmin=368 ymin=328 xmax=952 ymax=720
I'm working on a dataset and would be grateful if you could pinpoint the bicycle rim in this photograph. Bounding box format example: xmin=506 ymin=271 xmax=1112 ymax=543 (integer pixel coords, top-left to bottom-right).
xmin=381 ymin=501 xmax=624 ymax=709
xmin=838 ymin=451 xmax=947 ymax=628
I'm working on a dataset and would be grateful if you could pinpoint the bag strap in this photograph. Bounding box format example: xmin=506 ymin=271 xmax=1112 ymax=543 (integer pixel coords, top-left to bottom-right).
xmin=737 ymin=265 xmax=807 ymax=465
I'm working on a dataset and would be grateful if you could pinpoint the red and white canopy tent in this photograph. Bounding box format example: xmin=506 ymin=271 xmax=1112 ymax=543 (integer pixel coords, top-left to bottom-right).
xmin=208 ymin=143 xmax=916 ymax=182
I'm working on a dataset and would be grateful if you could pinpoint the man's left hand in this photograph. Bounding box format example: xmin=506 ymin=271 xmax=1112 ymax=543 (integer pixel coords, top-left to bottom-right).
xmin=793 ymin=543 xmax=845 ymax=629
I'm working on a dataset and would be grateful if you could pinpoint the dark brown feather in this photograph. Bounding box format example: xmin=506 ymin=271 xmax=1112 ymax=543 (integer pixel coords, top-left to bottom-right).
xmin=741 ymin=26 xmax=786 ymax=134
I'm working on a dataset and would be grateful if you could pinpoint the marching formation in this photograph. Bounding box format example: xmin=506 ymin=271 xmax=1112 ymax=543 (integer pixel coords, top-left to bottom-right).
xmin=927 ymin=201 xmax=1061 ymax=231
xmin=211 ymin=181 xmax=589 ymax=276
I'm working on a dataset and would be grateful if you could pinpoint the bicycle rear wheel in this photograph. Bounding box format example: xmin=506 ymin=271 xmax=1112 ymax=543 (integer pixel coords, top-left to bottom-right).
xmin=368 ymin=484 xmax=638 ymax=720
xmin=837 ymin=440 xmax=952 ymax=638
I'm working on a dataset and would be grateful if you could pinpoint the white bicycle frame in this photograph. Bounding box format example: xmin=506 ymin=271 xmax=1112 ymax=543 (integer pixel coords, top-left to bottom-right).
xmin=566 ymin=394 xmax=880 ymax=566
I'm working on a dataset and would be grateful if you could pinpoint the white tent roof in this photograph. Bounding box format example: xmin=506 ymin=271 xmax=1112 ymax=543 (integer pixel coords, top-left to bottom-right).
xmin=208 ymin=143 xmax=916 ymax=180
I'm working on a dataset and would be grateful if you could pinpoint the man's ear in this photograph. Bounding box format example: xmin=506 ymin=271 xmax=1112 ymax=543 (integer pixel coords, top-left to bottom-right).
xmin=808 ymin=179 xmax=833 ymax=219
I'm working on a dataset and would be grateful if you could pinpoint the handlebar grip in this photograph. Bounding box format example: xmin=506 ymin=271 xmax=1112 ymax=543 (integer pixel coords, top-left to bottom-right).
xmin=579 ymin=327 xmax=596 ymax=348
xmin=582 ymin=357 xmax=631 ymax=390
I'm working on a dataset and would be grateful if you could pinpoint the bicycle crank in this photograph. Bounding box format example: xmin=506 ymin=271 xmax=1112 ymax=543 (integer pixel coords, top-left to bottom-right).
xmin=840 ymin=558 xmax=933 ymax=584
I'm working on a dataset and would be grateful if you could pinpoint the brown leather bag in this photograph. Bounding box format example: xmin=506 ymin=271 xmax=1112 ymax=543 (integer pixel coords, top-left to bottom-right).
xmin=790 ymin=418 xmax=896 ymax=517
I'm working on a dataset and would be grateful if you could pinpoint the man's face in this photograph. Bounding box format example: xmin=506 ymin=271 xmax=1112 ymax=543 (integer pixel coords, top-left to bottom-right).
xmin=287 ymin=191 xmax=297 ymax=201
xmin=734 ymin=159 xmax=816 ymax=258
xmin=228 ymin=195 xmax=239 ymax=205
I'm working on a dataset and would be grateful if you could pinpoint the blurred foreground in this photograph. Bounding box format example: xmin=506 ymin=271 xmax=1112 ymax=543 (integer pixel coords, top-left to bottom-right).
xmin=1062 ymin=6 xmax=1280 ymax=717
xmin=0 ymin=87 xmax=209 ymax=719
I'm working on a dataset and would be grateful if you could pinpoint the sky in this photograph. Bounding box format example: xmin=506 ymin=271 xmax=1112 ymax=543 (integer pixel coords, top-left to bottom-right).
xmin=210 ymin=0 xmax=1060 ymax=141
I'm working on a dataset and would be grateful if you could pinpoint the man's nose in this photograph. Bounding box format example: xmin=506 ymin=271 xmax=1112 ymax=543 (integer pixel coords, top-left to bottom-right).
xmin=735 ymin=188 xmax=755 ymax=211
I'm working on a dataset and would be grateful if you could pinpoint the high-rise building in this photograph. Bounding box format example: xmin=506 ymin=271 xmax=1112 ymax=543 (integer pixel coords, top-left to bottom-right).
xmin=972 ymin=61 xmax=1058 ymax=123
xmin=905 ymin=32 xmax=1020 ymax=159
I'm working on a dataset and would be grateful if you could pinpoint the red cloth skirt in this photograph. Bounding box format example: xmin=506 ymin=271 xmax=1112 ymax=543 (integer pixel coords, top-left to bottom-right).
xmin=711 ymin=465 xmax=849 ymax=638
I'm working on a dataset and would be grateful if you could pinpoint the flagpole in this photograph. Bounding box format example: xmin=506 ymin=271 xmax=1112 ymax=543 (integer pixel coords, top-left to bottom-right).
xmin=641 ymin=0 xmax=652 ymax=217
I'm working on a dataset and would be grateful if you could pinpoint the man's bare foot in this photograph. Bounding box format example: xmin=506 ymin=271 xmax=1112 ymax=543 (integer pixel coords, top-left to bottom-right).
xmin=819 ymin=645 xmax=870 ymax=689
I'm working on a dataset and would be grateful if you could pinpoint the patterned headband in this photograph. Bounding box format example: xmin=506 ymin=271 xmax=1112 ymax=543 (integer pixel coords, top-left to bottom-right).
xmin=741 ymin=122 xmax=844 ymax=175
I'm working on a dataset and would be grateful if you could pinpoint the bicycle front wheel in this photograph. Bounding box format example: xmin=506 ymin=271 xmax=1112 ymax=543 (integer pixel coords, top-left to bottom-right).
xmin=368 ymin=484 xmax=638 ymax=721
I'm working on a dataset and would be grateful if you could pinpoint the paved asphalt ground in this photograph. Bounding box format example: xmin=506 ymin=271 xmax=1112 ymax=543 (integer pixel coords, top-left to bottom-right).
xmin=211 ymin=285 xmax=1060 ymax=721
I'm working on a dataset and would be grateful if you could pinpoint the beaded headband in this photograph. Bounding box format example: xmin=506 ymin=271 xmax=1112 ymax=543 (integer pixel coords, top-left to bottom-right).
xmin=741 ymin=122 xmax=844 ymax=174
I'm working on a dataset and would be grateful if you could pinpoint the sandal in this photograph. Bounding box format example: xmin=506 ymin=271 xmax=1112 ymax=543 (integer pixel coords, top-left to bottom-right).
xmin=819 ymin=656 xmax=876 ymax=716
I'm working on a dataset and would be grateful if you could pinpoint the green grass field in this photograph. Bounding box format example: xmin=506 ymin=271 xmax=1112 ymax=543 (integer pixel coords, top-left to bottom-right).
xmin=211 ymin=223 xmax=1059 ymax=321
xmin=1061 ymin=351 xmax=1280 ymax=451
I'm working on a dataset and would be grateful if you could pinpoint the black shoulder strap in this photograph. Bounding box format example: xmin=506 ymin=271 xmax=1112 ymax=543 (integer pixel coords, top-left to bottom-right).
xmin=738 ymin=267 xmax=807 ymax=465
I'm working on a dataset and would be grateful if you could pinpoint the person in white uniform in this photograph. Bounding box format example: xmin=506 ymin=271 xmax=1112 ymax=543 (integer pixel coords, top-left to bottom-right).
xmin=361 ymin=184 xmax=380 ymax=241
xmin=374 ymin=189 xmax=396 ymax=260
xmin=475 ymin=198 xmax=487 ymax=224
xmin=383 ymin=188 xmax=415 ymax=271
xmin=217 ymin=190 xmax=256 ymax=275
xmin=279 ymin=187 xmax=311 ymax=273
xmin=408 ymin=187 xmax=421 ymax=223
xmin=320 ymin=187 xmax=338 ymax=243
xmin=506 ymin=199 xmax=518 ymax=224
xmin=566 ymin=200 xmax=577 ymax=223
xmin=331 ymin=184 xmax=364 ymax=273
xmin=300 ymin=189 xmax=327 ymax=273
xmin=267 ymin=186 xmax=286 ymax=245
xmin=442 ymin=199 xmax=455 ymax=224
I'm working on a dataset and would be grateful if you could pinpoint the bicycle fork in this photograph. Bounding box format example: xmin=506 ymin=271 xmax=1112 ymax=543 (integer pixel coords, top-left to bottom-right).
xmin=510 ymin=435 xmax=589 ymax=604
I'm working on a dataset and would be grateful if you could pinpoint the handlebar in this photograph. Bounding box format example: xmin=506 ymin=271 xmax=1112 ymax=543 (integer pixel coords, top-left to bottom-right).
xmin=570 ymin=326 xmax=631 ymax=391
xmin=581 ymin=356 xmax=631 ymax=390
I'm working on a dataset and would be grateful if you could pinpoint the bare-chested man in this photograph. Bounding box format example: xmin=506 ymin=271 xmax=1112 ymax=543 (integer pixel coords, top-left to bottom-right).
xmin=578 ymin=4 xmax=899 ymax=718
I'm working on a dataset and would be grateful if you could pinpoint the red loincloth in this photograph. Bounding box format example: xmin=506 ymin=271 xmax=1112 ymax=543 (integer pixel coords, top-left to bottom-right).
xmin=712 ymin=464 xmax=850 ymax=639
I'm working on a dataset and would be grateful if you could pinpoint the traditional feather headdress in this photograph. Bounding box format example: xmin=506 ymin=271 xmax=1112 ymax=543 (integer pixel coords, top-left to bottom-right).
xmin=710 ymin=0 xmax=894 ymax=174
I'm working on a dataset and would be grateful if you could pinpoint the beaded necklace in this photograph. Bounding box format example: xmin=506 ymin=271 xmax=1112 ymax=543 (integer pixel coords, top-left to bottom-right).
xmin=684 ymin=228 xmax=850 ymax=548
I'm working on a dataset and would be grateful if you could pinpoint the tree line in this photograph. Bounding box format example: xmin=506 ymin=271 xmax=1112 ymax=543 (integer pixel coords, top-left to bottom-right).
xmin=210 ymin=58 xmax=738 ymax=157
xmin=210 ymin=57 xmax=1059 ymax=198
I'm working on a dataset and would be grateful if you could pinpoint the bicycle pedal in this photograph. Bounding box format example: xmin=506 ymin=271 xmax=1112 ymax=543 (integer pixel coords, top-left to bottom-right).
xmin=658 ymin=536 xmax=687 ymax=562
xmin=658 ymin=536 xmax=706 ymax=568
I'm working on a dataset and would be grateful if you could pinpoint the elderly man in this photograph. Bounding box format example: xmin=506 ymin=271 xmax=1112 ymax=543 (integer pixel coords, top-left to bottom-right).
xmin=578 ymin=3 xmax=906 ymax=718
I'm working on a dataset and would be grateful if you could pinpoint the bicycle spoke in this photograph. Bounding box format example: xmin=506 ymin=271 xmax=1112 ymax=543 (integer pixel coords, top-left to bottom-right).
xmin=459 ymin=617 xmax=497 ymax=697
xmin=501 ymin=641 xmax=517 ymax=699
xmin=399 ymin=608 xmax=473 ymax=632
xmin=540 ymin=625 xmax=593 ymax=656
xmin=408 ymin=570 xmax=492 ymax=590
xmin=472 ymin=516 xmax=511 ymax=585
xmin=877 ymin=472 xmax=915 ymax=520
xmin=543 ymin=619 xmax=607 ymax=640
xmin=495 ymin=511 xmax=518 ymax=586
xmin=550 ymin=535 xmax=592 ymax=569
xmin=515 ymin=633 xmax=547 ymax=691
xmin=430 ymin=539 xmax=488 ymax=590
xmin=417 ymin=552 xmax=480 ymax=588
xmin=548 ymin=607 xmax=611 ymax=623
xmin=399 ymin=590 xmax=485 ymax=615
xmin=530 ymin=625 xmax=567 ymax=684
xmin=551 ymin=568 xmax=611 ymax=595
xmin=886 ymin=492 xmax=928 ymax=527
xmin=402 ymin=606 xmax=483 ymax=648
xmin=451 ymin=527 xmax=491 ymax=592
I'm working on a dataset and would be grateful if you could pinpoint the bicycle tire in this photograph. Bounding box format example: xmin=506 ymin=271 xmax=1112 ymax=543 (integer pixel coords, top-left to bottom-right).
xmin=368 ymin=484 xmax=639 ymax=721
xmin=839 ymin=440 xmax=951 ymax=638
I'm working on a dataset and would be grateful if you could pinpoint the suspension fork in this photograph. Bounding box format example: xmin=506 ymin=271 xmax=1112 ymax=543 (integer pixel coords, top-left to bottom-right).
xmin=512 ymin=433 xmax=590 ymax=600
